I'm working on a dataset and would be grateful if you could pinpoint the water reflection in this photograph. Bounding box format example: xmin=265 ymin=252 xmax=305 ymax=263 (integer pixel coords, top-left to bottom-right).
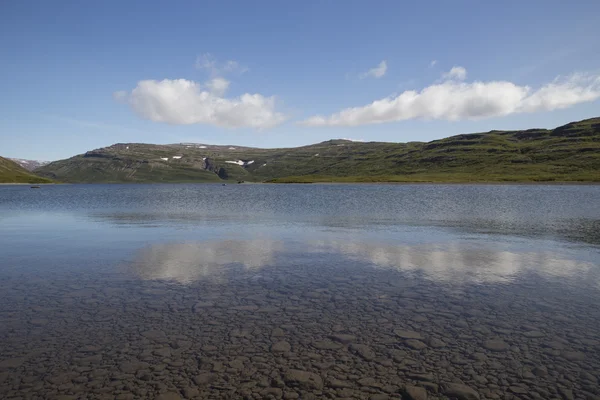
xmin=128 ymin=239 xmax=284 ymax=283
xmin=128 ymin=238 xmax=598 ymax=286
xmin=311 ymin=240 xmax=597 ymax=284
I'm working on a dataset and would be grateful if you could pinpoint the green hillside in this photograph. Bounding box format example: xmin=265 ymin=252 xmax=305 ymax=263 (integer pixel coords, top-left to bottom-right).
xmin=0 ymin=156 xmax=53 ymax=183
xmin=35 ymin=117 xmax=600 ymax=183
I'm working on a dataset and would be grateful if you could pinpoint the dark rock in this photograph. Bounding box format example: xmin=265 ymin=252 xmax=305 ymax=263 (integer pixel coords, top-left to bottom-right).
xmin=119 ymin=361 xmax=150 ymax=374
xmin=0 ymin=357 xmax=26 ymax=369
xmin=155 ymin=392 xmax=182 ymax=400
xmin=428 ymin=338 xmax=446 ymax=348
xmin=271 ymin=328 xmax=285 ymax=337
xmin=260 ymin=387 xmax=283 ymax=398
xmin=558 ymin=387 xmax=575 ymax=400
xmin=394 ymin=330 xmax=423 ymax=340
xmin=357 ymin=377 xmax=384 ymax=389
xmin=442 ymin=383 xmax=480 ymax=400
xmin=404 ymin=385 xmax=428 ymax=400
xmin=509 ymin=386 xmax=528 ymax=394
xmin=312 ymin=340 xmax=343 ymax=350
xmin=330 ymin=334 xmax=357 ymax=344
xmin=405 ymin=340 xmax=427 ymax=350
xmin=193 ymin=373 xmax=216 ymax=385
xmin=283 ymin=369 xmax=323 ymax=390
xmin=483 ymin=340 xmax=509 ymax=352
xmin=349 ymin=344 xmax=376 ymax=361
xmin=272 ymin=341 xmax=291 ymax=352
xmin=370 ymin=395 xmax=389 ymax=400
xmin=561 ymin=351 xmax=585 ymax=361
xmin=522 ymin=330 xmax=545 ymax=338
xmin=327 ymin=377 xmax=352 ymax=389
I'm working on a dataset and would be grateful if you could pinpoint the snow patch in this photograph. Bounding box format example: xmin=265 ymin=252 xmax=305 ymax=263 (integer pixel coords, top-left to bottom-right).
xmin=225 ymin=160 xmax=254 ymax=167
xmin=198 ymin=146 xmax=207 ymax=149
xmin=9 ymin=159 xmax=50 ymax=170
xmin=262 ymin=163 xmax=267 ymax=167
xmin=202 ymin=157 xmax=207 ymax=161
xmin=126 ymin=146 xmax=129 ymax=149
xmin=160 ymin=157 xmax=168 ymax=161
xmin=314 ymin=153 xmax=319 ymax=156
xmin=172 ymin=156 xmax=182 ymax=159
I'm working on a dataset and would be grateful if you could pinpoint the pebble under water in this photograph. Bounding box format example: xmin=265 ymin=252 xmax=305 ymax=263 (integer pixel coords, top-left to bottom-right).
xmin=1 ymin=184 xmax=599 ymax=400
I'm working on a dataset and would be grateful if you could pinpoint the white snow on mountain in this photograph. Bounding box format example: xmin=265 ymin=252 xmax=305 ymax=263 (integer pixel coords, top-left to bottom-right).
xmin=225 ymin=160 xmax=254 ymax=167
xmin=9 ymin=159 xmax=50 ymax=171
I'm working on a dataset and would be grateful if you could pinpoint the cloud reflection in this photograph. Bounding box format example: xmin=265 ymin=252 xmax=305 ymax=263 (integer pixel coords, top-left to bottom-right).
xmin=127 ymin=238 xmax=597 ymax=286
xmin=309 ymin=241 xmax=596 ymax=284
xmin=128 ymin=240 xmax=284 ymax=283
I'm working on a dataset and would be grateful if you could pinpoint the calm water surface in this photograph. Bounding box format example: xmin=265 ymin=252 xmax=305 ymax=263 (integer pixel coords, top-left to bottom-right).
xmin=1 ymin=184 xmax=599 ymax=399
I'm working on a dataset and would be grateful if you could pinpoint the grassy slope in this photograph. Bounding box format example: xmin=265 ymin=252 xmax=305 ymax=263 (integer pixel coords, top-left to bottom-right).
xmin=0 ymin=156 xmax=53 ymax=183
xmin=35 ymin=117 xmax=600 ymax=183
xmin=35 ymin=144 xmax=225 ymax=183
xmin=268 ymin=118 xmax=600 ymax=183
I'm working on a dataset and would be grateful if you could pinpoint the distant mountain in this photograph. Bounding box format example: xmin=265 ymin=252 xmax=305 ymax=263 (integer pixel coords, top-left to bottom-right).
xmin=0 ymin=156 xmax=53 ymax=183
xmin=34 ymin=117 xmax=600 ymax=183
xmin=9 ymin=158 xmax=50 ymax=171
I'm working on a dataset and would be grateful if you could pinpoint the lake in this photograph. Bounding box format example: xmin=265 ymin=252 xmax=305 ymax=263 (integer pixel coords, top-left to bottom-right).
xmin=1 ymin=184 xmax=599 ymax=399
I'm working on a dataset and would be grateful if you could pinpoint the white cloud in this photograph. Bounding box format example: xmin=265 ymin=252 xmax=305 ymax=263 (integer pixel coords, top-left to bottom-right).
xmin=223 ymin=60 xmax=248 ymax=74
xmin=518 ymin=73 xmax=600 ymax=112
xmin=360 ymin=60 xmax=387 ymax=79
xmin=195 ymin=53 xmax=248 ymax=76
xmin=442 ymin=66 xmax=467 ymax=81
xmin=299 ymin=72 xmax=600 ymax=127
xmin=430 ymin=60 xmax=437 ymax=68
xmin=205 ymin=77 xmax=230 ymax=96
xmin=116 ymin=78 xmax=286 ymax=129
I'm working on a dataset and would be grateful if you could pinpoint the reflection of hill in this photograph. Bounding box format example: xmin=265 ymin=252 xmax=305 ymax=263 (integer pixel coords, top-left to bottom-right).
xmin=91 ymin=212 xmax=255 ymax=227
xmin=309 ymin=240 xmax=596 ymax=284
xmin=128 ymin=240 xmax=283 ymax=283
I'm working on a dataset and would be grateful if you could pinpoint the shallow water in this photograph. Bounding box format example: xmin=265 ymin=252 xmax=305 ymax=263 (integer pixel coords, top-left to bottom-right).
xmin=1 ymin=184 xmax=599 ymax=399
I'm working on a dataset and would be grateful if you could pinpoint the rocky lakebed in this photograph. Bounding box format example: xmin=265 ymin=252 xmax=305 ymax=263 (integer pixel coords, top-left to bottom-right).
xmin=1 ymin=262 xmax=599 ymax=400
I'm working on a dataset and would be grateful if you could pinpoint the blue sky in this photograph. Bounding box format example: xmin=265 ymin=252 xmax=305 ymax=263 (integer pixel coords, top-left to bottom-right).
xmin=1 ymin=0 xmax=599 ymax=161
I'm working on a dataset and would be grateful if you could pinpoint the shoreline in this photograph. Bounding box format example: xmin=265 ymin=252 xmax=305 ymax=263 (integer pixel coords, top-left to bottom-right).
xmin=268 ymin=181 xmax=600 ymax=185
xmin=2 ymin=181 xmax=600 ymax=186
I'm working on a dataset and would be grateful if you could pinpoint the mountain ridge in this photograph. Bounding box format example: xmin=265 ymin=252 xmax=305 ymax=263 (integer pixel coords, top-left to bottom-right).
xmin=34 ymin=117 xmax=600 ymax=183
xmin=0 ymin=156 xmax=53 ymax=183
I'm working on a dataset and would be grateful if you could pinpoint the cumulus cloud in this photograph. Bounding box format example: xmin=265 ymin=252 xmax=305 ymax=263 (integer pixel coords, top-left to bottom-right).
xmin=430 ymin=60 xmax=437 ymax=68
xmin=360 ymin=60 xmax=387 ymax=79
xmin=205 ymin=77 xmax=230 ymax=96
xmin=442 ymin=66 xmax=467 ymax=81
xmin=195 ymin=53 xmax=248 ymax=76
xmin=115 ymin=78 xmax=286 ymax=129
xmin=299 ymin=72 xmax=600 ymax=127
